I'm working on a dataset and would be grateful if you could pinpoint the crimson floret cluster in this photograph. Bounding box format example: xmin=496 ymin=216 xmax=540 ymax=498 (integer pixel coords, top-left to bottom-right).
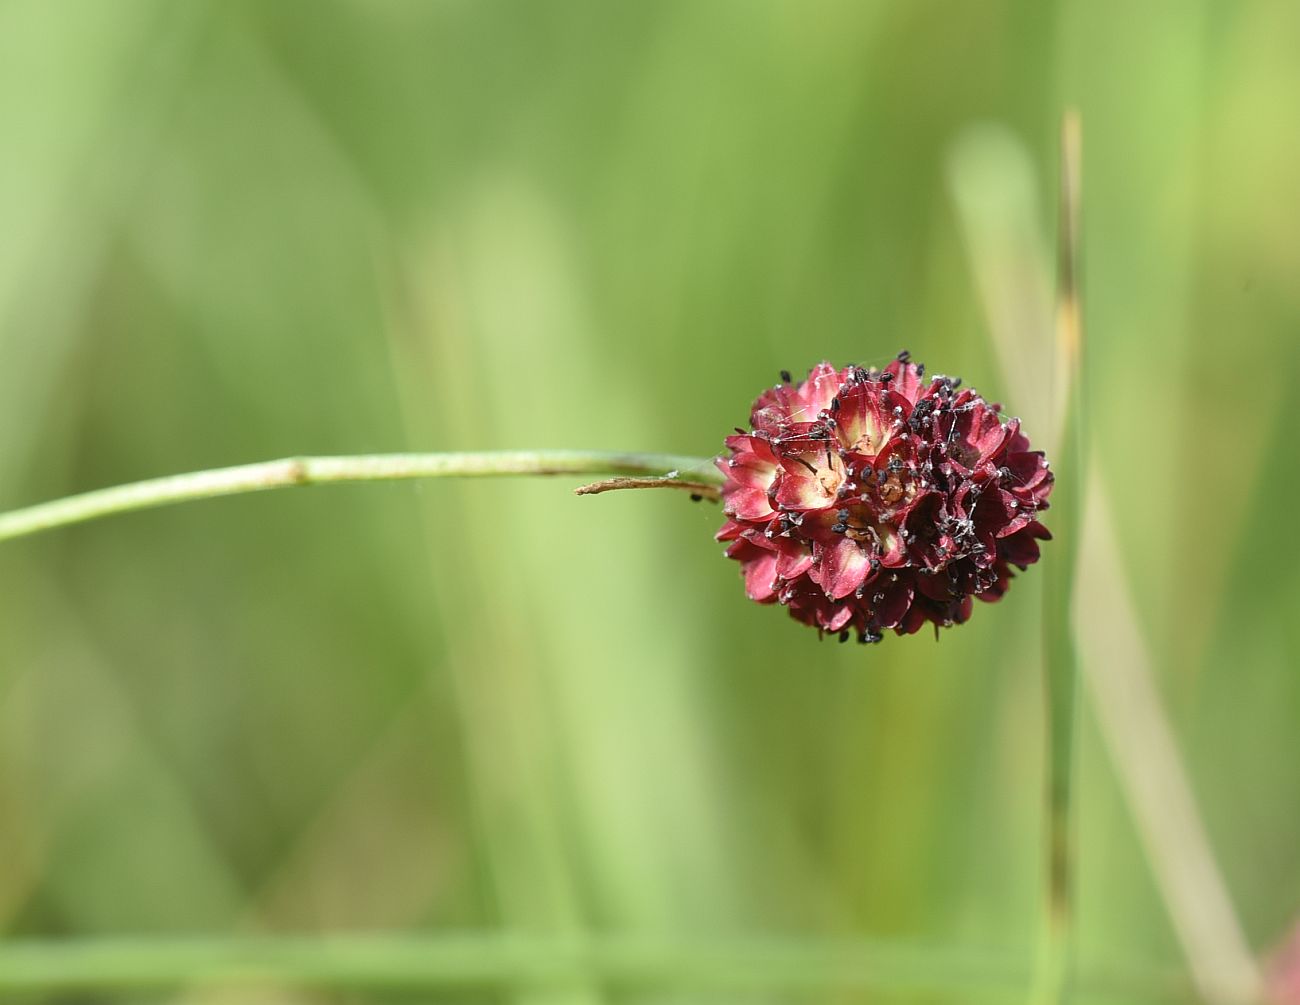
xmin=716 ymin=354 xmax=1053 ymax=643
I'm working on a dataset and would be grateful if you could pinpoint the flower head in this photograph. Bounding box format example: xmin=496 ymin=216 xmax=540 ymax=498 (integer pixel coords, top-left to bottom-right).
xmin=716 ymin=354 xmax=1053 ymax=643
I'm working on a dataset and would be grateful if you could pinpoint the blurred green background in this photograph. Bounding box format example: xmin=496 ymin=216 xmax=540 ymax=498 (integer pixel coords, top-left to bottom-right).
xmin=1 ymin=1 xmax=1297 ymax=1002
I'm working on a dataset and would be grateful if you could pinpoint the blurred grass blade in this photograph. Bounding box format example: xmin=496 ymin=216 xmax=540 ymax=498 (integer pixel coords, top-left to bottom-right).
xmin=947 ymin=123 xmax=1055 ymax=440
xmin=0 ymin=932 xmax=1193 ymax=1000
xmin=1035 ymin=110 xmax=1085 ymax=1005
xmin=1074 ymin=480 xmax=1263 ymax=1005
xmin=949 ymin=113 xmax=1084 ymax=1005
xmin=0 ymin=1 xmax=209 ymax=492
xmin=949 ymin=116 xmax=1261 ymax=1005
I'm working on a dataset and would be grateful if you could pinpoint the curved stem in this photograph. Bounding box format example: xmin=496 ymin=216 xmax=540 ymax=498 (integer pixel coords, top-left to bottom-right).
xmin=0 ymin=450 xmax=721 ymax=545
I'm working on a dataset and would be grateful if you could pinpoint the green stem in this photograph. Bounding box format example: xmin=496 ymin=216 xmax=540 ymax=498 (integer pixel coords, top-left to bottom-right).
xmin=0 ymin=450 xmax=721 ymax=545
xmin=1035 ymin=110 xmax=1084 ymax=1005
xmin=1039 ymin=441 xmax=1080 ymax=1005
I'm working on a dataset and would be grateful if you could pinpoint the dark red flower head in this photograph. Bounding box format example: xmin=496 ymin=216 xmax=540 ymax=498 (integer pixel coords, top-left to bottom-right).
xmin=716 ymin=354 xmax=1053 ymax=643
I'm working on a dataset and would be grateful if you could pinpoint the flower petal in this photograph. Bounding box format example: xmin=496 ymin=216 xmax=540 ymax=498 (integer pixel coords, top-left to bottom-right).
xmin=883 ymin=359 xmax=926 ymax=404
xmin=774 ymin=452 xmax=844 ymax=510
xmin=835 ymin=382 xmax=895 ymax=457
xmin=775 ymin=545 xmax=814 ymax=580
xmin=798 ymin=362 xmax=842 ymax=417
xmin=812 ymin=536 xmax=874 ymax=600
xmin=998 ymin=527 xmax=1042 ymax=569
xmin=742 ymin=551 xmax=780 ymax=602
xmin=724 ymin=486 xmax=775 ymax=521
xmin=870 ymin=578 xmax=914 ymax=628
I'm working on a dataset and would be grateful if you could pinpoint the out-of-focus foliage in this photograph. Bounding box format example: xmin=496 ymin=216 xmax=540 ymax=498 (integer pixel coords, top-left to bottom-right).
xmin=0 ymin=2 xmax=1296 ymax=1002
